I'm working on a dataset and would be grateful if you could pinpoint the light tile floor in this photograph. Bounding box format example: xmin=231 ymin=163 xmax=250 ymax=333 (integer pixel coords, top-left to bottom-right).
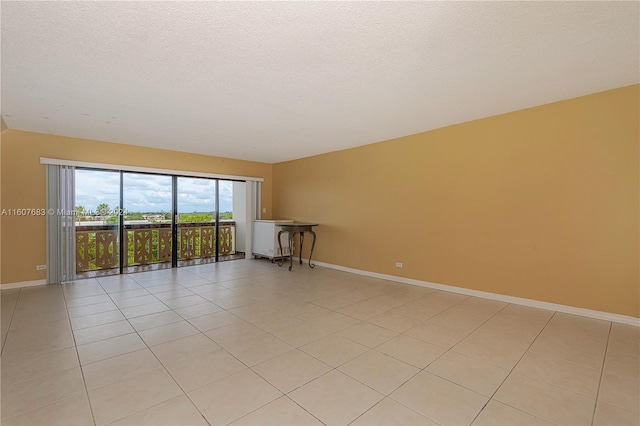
xmin=1 ymin=260 xmax=638 ymax=425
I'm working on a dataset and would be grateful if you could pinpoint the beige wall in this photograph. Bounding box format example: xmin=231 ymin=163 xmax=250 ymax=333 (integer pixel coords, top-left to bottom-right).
xmin=0 ymin=130 xmax=273 ymax=284
xmin=273 ymin=85 xmax=640 ymax=317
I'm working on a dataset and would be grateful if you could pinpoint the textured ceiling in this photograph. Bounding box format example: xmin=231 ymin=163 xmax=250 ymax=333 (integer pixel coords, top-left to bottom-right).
xmin=1 ymin=1 xmax=638 ymax=163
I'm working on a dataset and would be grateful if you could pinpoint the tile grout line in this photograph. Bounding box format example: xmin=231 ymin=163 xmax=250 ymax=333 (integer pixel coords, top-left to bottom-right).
xmin=468 ymin=310 xmax=559 ymax=425
xmin=0 ymin=264 xmax=275 ymax=422
xmin=281 ymin=394 xmax=328 ymax=426
xmin=79 ymin=276 xmax=182 ymax=425
xmin=0 ymin=287 xmax=21 ymax=357
xmin=96 ymin=276 xmax=217 ymax=426
xmin=7 ymin=263 xmax=627 ymax=426
xmin=590 ymin=321 xmax=613 ymax=426
xmin=61 ymin=282 xmax=99 ymax=426
xmin=244 ymin=290 xmax=479 ymax=425
xmin=384 ymin=295 xmax=511 ymax=377
xmin=95 ymin=270 xmax=317 ymax=425
xmin=223 ymin=282 xmax=412 ymax=425
xmin=2 ymin=286 xmax=88 ymax=423
xmin=381 ymin=299 xmax=517 ymax=425
xmin=169 ymin=273 xmax=342 ymax=425
xmin=234 ymin=276 xmax=509 ymax=424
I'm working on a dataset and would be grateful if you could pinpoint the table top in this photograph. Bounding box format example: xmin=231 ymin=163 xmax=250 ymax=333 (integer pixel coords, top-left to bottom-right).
xmin=279 ymin=223 xmax=319 ymax=229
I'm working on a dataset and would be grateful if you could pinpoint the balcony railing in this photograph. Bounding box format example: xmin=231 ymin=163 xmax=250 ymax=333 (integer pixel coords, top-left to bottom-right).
xmin=75 ymin=221 xmax=236 ymax=273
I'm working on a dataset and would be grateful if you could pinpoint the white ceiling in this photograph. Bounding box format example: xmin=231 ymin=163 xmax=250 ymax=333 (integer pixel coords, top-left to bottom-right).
xmin=1 ymin=2 xmax=638 ymax=164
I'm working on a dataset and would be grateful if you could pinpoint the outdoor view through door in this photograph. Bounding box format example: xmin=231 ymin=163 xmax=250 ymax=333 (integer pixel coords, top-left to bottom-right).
xmin=74 ymin=169 xmax=244 ymax=278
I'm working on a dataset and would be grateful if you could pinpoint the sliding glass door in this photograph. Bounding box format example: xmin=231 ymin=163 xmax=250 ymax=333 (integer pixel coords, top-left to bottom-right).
xmin=72 ymin=169 xmax=246 ymax=279
xmin=123 ymin=173 xmax=173 ymax=272
xmin=177 ymin=177 xmax=217 ymax=266
xmin=74 ymin=169 xmax=121 ymax=278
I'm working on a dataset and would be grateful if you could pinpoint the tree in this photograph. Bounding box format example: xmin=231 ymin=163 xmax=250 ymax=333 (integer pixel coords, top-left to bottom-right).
xmin=75 ymin=205 xmax=86 ymax=221
xmin=124 ymin=212 xmax=144 ymax=221
xmin=96 ymin=203 xmax=110 ymax=216
xmin=178 ymin=212 xmax=213 ymax=223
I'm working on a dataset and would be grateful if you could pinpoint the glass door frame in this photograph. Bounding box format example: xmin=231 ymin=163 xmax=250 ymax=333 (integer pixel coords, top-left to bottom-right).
xmin=75 ymin=167 xmax=246 ymax=277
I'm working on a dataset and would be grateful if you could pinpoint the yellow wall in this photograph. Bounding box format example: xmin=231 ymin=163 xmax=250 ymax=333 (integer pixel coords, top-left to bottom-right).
xmin=0 ymin=130 xmax=273 ymax=284
xmin=273 ymin=85 xmax=640 ymax=317
xmin=2 ymin=86 xmax=638 ymax=317
xmin=0 ymin=118 xmax=6 ymax=285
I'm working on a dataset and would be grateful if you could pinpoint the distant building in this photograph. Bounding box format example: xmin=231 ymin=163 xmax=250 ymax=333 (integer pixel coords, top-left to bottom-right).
xmin=143 ymin=214 xmax=165 ymax=222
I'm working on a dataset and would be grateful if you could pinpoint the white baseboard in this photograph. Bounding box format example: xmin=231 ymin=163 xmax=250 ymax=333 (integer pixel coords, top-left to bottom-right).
xmin=309 ymin=260 xmax=640 ymax=327
xmin=0 ymin=279 xmax=47 ymax=290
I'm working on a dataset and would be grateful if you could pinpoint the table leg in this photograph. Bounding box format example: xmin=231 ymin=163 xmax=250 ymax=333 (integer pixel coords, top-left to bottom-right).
xmin=288 ymin=231 xmax=295 ymax=271
xmin=299 ymin=232 xmax=304 ymax=265
xmin=277 ymin=230 xmax=285 ymax=267
xmin=308 ymin=230 xmax=317 ymax=268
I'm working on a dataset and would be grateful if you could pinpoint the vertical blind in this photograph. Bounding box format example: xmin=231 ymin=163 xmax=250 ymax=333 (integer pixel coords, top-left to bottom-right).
xmin=46 ymin=164 xmax=76 ymax=284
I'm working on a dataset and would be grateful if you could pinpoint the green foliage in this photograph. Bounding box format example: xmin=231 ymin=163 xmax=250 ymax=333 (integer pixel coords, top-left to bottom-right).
xmin=96 ymin=203 xmax=111 ymax=216
xmin=75 ymin=205 xmax=88 ymax=221
xmin=178 ymin=212 xmax=214 ymax=223
xmin=124 ymin=212 xmax=144 ymax=221
xmin=178 ymin=212 xmax=233 ymax=222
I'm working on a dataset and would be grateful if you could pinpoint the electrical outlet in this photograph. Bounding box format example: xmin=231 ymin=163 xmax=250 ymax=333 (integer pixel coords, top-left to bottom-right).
xmin=395 ymin=262 xmax=403 ymax=268
xmin=36 ymin=265 xmax=47 ymax=270
xmin=262 ymin=208 xmax=267 ymax=213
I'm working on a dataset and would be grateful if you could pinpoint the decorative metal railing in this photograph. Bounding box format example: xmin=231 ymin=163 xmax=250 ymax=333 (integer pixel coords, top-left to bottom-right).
xmin=75 ymin=221 xmax=236 ymax=272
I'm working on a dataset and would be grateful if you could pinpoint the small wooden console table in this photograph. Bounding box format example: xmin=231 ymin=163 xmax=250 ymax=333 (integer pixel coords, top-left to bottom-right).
xmin=277 ymin=223 xmax=318 ymax=271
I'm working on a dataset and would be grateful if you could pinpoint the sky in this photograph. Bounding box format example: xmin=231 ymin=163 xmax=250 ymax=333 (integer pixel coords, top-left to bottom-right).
xmin=75 ymin=170 xmax=234 ymax=213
